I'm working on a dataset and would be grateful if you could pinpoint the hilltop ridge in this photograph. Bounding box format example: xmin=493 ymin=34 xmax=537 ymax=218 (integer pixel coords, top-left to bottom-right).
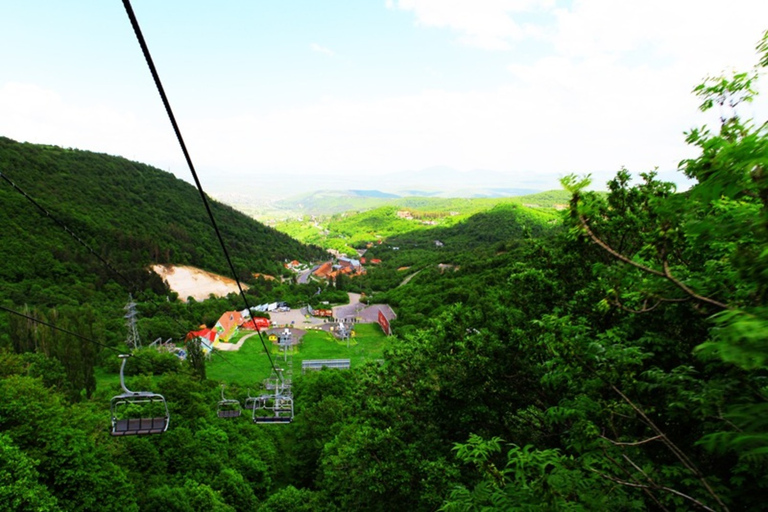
xmin=0 ymin=136 xmax=326 ymax=306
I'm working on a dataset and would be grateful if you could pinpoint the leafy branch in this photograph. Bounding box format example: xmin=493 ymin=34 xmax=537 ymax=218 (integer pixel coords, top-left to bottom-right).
xmin=578 ymin=214 xmax=728 ymax=310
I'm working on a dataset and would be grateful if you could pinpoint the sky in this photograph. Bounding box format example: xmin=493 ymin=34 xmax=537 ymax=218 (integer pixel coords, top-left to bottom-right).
xmin=1 ymin=1 xmax=768 ymax=195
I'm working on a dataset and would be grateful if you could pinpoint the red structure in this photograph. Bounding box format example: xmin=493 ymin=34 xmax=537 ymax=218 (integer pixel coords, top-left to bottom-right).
xmin=378 ymin=310 xmax=391 ymax=336
xmin=241 ymin=317 xmax=270 ymax=331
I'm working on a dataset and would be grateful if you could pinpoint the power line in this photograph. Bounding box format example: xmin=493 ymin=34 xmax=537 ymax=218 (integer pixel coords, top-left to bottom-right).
xmin=1 ymin=168 xmax=243 ymax=372
xmin=0 ymin=304 xmax=120 ymax=354
xmin=122 ymin=0 xmax=279 ymax=375
xmin=0 ymin=303 xmax=203 ymax=381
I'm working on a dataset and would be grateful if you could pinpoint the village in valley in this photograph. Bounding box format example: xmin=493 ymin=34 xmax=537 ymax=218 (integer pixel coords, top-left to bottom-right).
xmin=161 ymin=249 xmax=396 ymax=375
xmin=183 ymin=291 xmax=396 ymax=357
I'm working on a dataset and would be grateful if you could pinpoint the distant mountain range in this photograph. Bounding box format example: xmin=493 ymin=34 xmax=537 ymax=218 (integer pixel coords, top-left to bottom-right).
xmin=269 ymin=188 xmax=571 ymax=217
xmin=208 ymin=164 xmax=563 ymax=200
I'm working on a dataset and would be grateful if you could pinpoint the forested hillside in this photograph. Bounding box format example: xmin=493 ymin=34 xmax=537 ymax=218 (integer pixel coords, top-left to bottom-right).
xmin=1 ymin=34 xmax=768 ymax=512
xmin=0 ymin=136 xmax=326 ymax=288
xmin=277 ymin=196 xmax=561 ymax=255
xmin=0 ymin=136 xmax=331 ymax=398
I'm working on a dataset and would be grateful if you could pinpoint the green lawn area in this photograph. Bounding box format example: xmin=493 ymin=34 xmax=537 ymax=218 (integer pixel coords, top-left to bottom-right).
xmin=207 ymin=323 xmax=390 ymax=386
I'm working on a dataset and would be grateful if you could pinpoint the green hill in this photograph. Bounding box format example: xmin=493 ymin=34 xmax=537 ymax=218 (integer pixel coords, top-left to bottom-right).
xmin=272 ymin=189 xmax=571 ymax=219
xmin=276 ymin=196 xmax=562 ymax=255
xmin=348 ymin=202 xmax=560 ymax=302
xmin=0 ymin=136 xmax=325 ymax=301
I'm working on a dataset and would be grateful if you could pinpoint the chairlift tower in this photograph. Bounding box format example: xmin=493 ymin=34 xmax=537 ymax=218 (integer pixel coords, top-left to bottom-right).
xmin=253 ymin=329 xmax=295 ymax=424
xmin=124 ymin=295 xmax=141 ymax=350
xmin=277 ymin=329 xmax=294 ymax=391
xmin=337 ymin=321 xmax=351 ymax=348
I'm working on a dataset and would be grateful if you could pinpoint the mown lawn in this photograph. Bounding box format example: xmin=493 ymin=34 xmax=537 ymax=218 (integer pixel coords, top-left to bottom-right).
xmin=207 ymin=323 xmax=390 ymax=386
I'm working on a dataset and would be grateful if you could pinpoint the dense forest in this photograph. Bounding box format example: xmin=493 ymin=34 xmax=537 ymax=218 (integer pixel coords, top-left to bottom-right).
xmin=1 ymin=33 xmax=768 ymax=511
xmin=0 ymin=136 xmax=326 ymax=284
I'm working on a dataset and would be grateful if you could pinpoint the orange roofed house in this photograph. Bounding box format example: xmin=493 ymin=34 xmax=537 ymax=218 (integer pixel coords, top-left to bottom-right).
xmin=313 ymin=262 xmax=333 ymax=278
xmin=215 ymin=310 xmax=243 ymax=342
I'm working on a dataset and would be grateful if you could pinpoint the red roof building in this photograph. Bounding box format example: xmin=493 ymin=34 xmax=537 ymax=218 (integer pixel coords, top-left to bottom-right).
xmin=313 ymin=262 xmax=333 ymax=278
xmin=215 ymin=311 xmax=244 ymax=341
xmin=184 ymin=328 xmax=218 ymax=354
xmin=284 ymin=260 xmax=301 ymax=269
xmin=241 ymin=317 xmax=270 ymax=331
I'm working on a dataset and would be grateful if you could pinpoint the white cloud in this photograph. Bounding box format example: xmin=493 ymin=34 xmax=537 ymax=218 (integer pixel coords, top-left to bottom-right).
xmin=390 ymin=0 xmax=768 ymax=69
xmin=4 ymin=2 xmax=768 ymax=193
xmin=310 ymin=42 xmax=336 ymax=56
xmin=375 ymin=0 xmax=768 ymax=188
xmin=0 ymin=82 xmax=179 ymax=171
xmin=550 ymin=0 xmax=768 ymax=71
xmin=182 ymin=73 xmax=703 ymax=188
xmin=389 ymin=0 xmax=555 ymax=50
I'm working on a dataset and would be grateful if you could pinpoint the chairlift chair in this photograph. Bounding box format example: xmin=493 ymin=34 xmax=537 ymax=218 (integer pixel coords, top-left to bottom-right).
xmin=110 ymin=354 xmax=169 ymax=436
xmin=263 ymin=367 xmax=291 ymax=392
xmin=244 ymin=388 xmax=261 ymax=411
xmin=252 ymin=396 xmax=293 ymax=424
xmin=217 ymin=384 xmax=242 ymax=418
xmin=253 ymin=369 xmax=294 ymax=424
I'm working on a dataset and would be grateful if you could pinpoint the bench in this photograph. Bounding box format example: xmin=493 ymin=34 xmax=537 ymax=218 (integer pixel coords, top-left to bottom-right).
xmin=112 ymin=417 xmax=168 ymax=436
xmin=301 ymin=359 xmax=351 ymax=373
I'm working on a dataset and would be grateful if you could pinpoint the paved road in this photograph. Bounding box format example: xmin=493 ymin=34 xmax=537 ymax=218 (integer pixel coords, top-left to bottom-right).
xmin=332 ymin=293 xmax=396 ymax=323
xmin=269 ymin=307 xmax=324 ymax=328
xmin=333 ymin=293 xmax=364 ymax=320
xmin=298 ymin=266 xmax=319 ymax=284
xmin=216 ymin=332 xmax=256 ymax=351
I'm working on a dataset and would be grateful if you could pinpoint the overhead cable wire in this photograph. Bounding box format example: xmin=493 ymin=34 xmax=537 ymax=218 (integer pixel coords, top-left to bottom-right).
xmin=0 ymin=304 xmax=203 ymax=381
xmin=122 ymin=0 xmax=279 ymax=375
xmin=0 ymin=170 xmax=205 ymax=356
xmin=0 ymin=170 xmax=135 ymax=291
xmin=1 ymin=166 xmax=243 ymax=371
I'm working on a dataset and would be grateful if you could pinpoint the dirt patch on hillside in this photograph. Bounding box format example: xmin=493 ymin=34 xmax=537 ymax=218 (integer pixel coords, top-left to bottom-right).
xmin=151 ymin=264 xmax=247 ymax=302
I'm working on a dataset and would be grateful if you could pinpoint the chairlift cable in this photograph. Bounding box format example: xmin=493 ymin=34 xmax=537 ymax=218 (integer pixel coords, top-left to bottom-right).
xmin=122 ymin=0 xmax=279 ymax=375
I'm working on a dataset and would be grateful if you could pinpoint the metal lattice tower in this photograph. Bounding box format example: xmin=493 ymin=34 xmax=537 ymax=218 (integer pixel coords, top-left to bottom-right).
xmin=337 ymin=321 xmax=351 ymax=348
xmin=277 ymin=329 xmax=294 ymax=392
xmin=124 ymin=295 xmax=141 ymax=350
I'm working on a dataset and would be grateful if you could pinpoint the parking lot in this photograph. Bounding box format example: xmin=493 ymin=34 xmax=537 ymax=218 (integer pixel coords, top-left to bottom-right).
xmin=268 ymin=307 xmax=325 ymax=328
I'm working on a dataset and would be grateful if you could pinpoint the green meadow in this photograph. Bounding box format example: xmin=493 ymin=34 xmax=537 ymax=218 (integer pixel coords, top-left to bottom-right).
xmin=206 ymin=323 xmax=391 ymax=386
